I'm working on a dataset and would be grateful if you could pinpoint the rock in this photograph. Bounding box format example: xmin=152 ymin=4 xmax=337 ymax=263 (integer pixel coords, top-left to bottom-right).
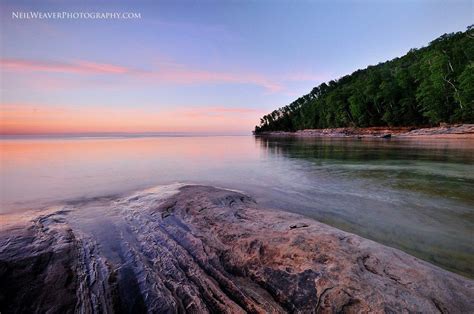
xmin=289 ymin=222 xmax=309 ymax=229
xmin=0 ymin=185 xmax=473 ymax=313
xmin=256 ymin=124 xmax=474 ymax=138
xmin=161 ymin=211 xmax=172 ymax=218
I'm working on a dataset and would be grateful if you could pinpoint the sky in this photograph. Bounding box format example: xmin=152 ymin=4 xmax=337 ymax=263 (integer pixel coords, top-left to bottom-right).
xmin=0 ymin=0 xmax=472 ymax=134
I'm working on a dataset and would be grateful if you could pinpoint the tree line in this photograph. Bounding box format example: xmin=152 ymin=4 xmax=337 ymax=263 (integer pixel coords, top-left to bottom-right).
xmin=255 ymin=26 xmax=473 ymax=133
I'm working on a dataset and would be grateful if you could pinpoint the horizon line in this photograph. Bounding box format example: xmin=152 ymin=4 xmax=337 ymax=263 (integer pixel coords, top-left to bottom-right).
xmin=0 ymin=131 xmax=253 ymax=138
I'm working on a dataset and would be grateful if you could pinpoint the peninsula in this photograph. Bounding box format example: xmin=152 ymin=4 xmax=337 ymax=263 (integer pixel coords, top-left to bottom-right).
xmin=254 ymin=27 xmax=473 ymax=135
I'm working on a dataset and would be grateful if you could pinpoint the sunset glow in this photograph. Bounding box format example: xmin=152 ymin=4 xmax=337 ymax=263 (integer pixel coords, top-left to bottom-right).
xmin=0 ymin=1 xmax=470 ymax=134
xmin=0 ymin=103 xmax=263 ymax=134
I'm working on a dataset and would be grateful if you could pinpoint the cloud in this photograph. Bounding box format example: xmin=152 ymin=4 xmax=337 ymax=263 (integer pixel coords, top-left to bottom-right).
xmin=139 ymin=68 xmax=284 ymax=93
xmin=0 ymin=58 xmax=132 ymax=74
xmin=1 ymin=57 xmax=326 ymax=93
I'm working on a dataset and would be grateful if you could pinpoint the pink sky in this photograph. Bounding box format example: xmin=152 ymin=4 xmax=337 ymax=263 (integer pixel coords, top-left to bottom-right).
xmin=1 ymin=0 xmax=469 ymax=134
xmin=0 ymin=57 xmax=322 ymax=134
xmin=0 ymin=103 xmax=266 ymax=134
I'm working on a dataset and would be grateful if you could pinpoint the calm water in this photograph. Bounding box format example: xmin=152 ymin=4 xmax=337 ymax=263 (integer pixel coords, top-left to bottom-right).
xmin=1 ymin=135 xmax=473 ymax=277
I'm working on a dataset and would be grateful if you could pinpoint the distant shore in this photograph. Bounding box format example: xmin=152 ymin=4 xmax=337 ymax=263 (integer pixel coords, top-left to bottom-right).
xmin=255 ymin=124 xmax=474 ymax=139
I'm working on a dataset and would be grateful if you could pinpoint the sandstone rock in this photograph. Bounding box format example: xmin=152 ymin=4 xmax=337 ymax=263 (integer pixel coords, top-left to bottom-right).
xmin=1 ymin=185 xmax=473 ymax=313
xmin=256 ymin=124 xmax=474 ymax=138
xmin=289 ymin=222 xmax=309 ymax=229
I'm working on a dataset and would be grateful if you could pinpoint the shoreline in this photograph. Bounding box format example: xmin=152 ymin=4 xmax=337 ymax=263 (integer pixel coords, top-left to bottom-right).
xmin=255 ymin=124 xmax=474 ymax=139
xmin=1 ymin=185 xmax=473 ymax=312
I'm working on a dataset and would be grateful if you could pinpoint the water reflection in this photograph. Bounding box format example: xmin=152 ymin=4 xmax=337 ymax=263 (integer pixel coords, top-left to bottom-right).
xmin=254 ymin=136 xmax=474 ymax=277
xmin=256 ymin=136 xmax=474 ymax=163
xmin=0 ymin=135 xmax=473 ymax=277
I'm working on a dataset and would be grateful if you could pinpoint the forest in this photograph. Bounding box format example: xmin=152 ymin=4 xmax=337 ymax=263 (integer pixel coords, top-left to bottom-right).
xmin=254 ymin=26 xmax=474 ymax=133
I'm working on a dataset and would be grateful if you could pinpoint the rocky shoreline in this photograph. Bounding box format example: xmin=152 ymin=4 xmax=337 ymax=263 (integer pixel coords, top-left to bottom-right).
xmin=1 ymin=185 xmax=473 ymax=313
xmin=255 ymin=124 xmax=474 ymax=139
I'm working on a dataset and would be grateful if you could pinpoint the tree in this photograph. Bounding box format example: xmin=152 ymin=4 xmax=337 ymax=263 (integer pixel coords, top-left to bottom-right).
xmin=254 ymin=27 xmax=473 ymax=133
xmin=455 ymin=63 xmax=474 ymax=122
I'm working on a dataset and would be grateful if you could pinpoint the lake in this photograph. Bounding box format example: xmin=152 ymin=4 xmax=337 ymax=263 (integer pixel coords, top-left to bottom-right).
xmin=1 ymin=135 xmax=473 ymax=277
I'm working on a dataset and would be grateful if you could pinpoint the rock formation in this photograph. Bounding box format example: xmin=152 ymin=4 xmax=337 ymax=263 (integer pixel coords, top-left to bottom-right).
xmin=1 ymin=185 xmax=473 ymax=313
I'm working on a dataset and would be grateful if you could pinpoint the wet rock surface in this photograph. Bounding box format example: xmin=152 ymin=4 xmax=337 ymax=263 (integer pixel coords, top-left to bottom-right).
xmin=1 ymin=185 xmax=473 ymax=313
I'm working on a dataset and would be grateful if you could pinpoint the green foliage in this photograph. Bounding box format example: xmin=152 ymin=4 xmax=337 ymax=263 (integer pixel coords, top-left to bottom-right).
xmin=455 ymin=63 xmax=474 ymax=121
xmin=255 ymin=26 xmax=474 ymax=133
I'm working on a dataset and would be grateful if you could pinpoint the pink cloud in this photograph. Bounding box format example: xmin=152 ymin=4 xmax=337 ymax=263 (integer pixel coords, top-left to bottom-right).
xmin=0 ymin=58 xmax=132 ymax=75
xmin=74 ymin=61 xmax=130 ymax=74
xmin=132 ymin=65 xmax=284 ymax=92
xmin=1 ymin=57 xmax=326 ymax=93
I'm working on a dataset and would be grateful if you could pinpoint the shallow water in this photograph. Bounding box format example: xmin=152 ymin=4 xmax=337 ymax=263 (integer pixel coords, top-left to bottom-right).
xmin=1 ymin=135 xmax=473 ymax=277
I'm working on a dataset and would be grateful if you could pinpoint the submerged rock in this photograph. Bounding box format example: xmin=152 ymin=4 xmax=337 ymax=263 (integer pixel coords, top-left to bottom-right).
xmin=0 ymin=185 xmax=473 ymax=313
